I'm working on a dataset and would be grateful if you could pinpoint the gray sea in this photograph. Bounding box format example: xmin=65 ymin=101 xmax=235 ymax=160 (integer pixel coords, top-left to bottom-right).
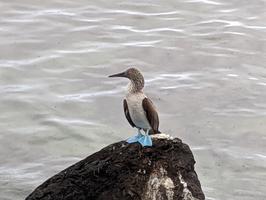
xmin=0 ymin=0 xmax=266 ymax=199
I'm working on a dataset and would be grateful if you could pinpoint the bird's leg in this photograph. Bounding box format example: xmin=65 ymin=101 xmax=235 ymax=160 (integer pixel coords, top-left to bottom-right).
xmin=145 ymin=129 xmax=150 ymax=136
xmin=138 ymin=128 xmax=142 ymax=136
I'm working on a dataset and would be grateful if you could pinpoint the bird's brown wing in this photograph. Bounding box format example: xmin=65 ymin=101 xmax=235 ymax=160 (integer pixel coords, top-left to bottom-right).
xmin=142 ymin=97 xmax=159 ymax=132
xmin=123 ymin=99 xmax=136 ymax=128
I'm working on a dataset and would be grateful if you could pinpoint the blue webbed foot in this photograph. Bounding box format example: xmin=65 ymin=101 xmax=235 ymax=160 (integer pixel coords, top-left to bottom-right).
xmin=126 ymin=130 xmax=153 ymax=147
xmin=126 ymin=133 xmax=142 ymax=143
xmin=138 ymin=134 xmax=152 ymax=147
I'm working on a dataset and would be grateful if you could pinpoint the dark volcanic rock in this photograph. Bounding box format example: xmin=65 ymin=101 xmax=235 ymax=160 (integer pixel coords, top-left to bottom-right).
xmin=26 ymin=134 xmax=205 ymax=200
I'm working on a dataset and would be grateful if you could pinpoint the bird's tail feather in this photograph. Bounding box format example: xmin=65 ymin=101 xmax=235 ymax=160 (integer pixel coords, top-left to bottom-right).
xmin=149 ymin=129 xmax=161 ymax=135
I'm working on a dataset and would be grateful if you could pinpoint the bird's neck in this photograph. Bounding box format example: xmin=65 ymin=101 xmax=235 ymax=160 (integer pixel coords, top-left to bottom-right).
xmin=127 ymin=80 xmax=144 ymax=94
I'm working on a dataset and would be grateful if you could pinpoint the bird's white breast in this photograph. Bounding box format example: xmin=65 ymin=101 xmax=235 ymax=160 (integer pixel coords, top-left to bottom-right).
xmin=125 ymin=92 xmax=151 ymax=130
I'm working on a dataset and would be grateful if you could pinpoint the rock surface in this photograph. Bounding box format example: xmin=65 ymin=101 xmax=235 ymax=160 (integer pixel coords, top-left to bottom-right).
xmin=26 ymin=134 xmax=205 ymax=200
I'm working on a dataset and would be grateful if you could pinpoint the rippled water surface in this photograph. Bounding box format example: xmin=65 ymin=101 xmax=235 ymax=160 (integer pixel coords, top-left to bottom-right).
xmin=1 ymin=0 xmax=266 ymax=199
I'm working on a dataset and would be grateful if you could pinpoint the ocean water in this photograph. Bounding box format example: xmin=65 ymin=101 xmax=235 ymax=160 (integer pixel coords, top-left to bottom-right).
xmin=0 ymin=0 xmax=266 ymax=199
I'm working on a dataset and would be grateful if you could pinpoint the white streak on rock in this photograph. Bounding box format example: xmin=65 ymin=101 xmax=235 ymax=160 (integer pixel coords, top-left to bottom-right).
xmin=179 ymin=173 xmax=199 ymax=200
xmin=145 ymin=167 xmax=174 ymax=200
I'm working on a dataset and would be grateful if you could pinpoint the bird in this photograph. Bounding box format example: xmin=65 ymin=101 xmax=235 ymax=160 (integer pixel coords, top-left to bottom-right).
xmin=108 ymin=67 xmax=160 ymax=146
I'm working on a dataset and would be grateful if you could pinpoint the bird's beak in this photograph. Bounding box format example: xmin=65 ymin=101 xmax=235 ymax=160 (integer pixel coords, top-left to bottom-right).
xmin=108 ymin=71 xmax=127 ymax=78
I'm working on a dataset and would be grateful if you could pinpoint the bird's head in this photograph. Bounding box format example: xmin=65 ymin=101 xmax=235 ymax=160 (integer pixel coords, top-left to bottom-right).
xmin=108 ymin=67 xmax=145 ymax=91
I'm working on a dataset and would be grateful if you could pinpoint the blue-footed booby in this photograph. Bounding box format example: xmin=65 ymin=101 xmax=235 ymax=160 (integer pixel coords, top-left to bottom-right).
xmin=109 ymin=68 xmax=160 ymax=147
